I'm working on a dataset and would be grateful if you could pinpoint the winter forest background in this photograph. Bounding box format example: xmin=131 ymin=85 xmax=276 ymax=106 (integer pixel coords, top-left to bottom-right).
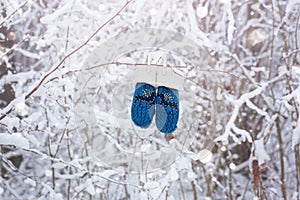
xmin=0 ymin=0 xmax=300 ymax=199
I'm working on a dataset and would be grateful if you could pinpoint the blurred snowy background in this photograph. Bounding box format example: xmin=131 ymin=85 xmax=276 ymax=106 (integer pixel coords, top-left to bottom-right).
xmin=0 ymin=0 xmax=300 ymax=199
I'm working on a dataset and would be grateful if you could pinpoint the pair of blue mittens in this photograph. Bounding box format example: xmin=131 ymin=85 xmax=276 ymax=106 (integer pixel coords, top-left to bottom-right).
xmin=131 ymin=82 xmax=179 ymax=134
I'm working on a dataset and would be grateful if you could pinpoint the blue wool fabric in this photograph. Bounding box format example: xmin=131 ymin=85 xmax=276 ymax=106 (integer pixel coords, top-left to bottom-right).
xmin=131 ymin=83 xmax=156 ymax=128
xmin=131 ymin=82 xmax=179 ymax=133
xmin=155 ymin=86 xmax=179 ymax=134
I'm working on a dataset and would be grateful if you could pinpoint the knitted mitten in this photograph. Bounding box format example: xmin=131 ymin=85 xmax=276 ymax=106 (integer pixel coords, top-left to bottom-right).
xmin=155 ymin=86 xmax=179 ymax=134
xmin=131 ymin=82 xmax=156 ymax=128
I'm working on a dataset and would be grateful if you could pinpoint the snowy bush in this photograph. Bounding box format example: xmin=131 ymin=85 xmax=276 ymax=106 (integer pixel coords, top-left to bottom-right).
xmin=0 ymin=0 xmax=300 ymax=199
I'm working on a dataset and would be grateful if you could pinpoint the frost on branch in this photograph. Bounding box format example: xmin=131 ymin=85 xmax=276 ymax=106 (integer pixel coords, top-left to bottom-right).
xmin=0 ymin=133 xmax=29 ymax=149
xmin=0 ymin=0 xmax=300 ymax=200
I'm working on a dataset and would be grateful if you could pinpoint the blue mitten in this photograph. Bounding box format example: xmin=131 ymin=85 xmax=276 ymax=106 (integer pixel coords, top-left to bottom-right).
xmin=155 ymin=86 xmax=179 ymax=134
xmin=131 ymin=83 xmax=156 ymax=128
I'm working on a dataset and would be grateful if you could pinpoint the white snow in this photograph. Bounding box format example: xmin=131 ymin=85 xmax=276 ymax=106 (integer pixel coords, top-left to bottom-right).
xmin=198 ymin=149 xmax=213 ymax=163
xmin=253 ymin=138 xmax=270 ymax=166
xmin=140 ymin=143 xmax=152 ymax=153
xmin=85 ymin=179 xmax=96 ymax=196
xmin=219 ymin=0 xmax=231 ymax=4
xmin=15 ymin=103 xmax=29 ymax=117
xmin=145 ymin=181 xmax=162 ymax=199
xmin=226 ymin=3 xmax=235 ymax=45
xmin=167 ymin=167 xmax=179 ymax=181
xmin=0 ymin=0 xmax=299 ymax=199
xmin=292 ymin=65 xmax=300 ymax=75
xmin=248 ymin=28 xmax=266 ymax=46
xmin=292 ymin=118 xmax=300 ymax=148
xmin=74 ymin=178 xmax=96 ymax=196
xmin=144 ymin=181 xmax=160 ymax=190
xmin=0 ymin=133 xmax=29 ymax=149
xmin=216 ymin=124 xmax=223 ymax=131
xmin=229 ymin=163 xmax=236 ymax=170
xmin=24 ymin=178 xmax=36 ymax=187
xmin=215 ymin=85 xmax=266 ymax=143
xmin=52 ymin=162 xmax=66 ymax=169
xmin=196 ymin=5 xmax=208 ymax=19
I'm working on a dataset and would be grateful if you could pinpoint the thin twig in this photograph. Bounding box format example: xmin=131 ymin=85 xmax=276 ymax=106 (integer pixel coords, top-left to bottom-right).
xmin=25 ymin=0 xmax=133 ymax=100
xmin=276 ymin=117 xmax=287 ymax=200
xmin=200 ymin=163 xmax=214 ymax=200
xmin=178 ymin=177 xmax=186 ymax=200
xmin=191 ymin=162 xmax=198 ymax=200
xmin=0 ymin=0 xmax=29 ymax=27
xmin=0 ymin=0 xmax=133 ymax=121
xmin=293 ymin=7 xmax=300 ymax=63
xmin=48 ymin=134 xmax=56 ymax=190
xmin=53 ymin=117 xmax=71 ymax=157
xmin=86 ymin=61 xmax=243 ymax=80
xmin=0 ymin=36 xmax=29 ymax=60
xmin=63 ymin=4 xmax=74 ymax=196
